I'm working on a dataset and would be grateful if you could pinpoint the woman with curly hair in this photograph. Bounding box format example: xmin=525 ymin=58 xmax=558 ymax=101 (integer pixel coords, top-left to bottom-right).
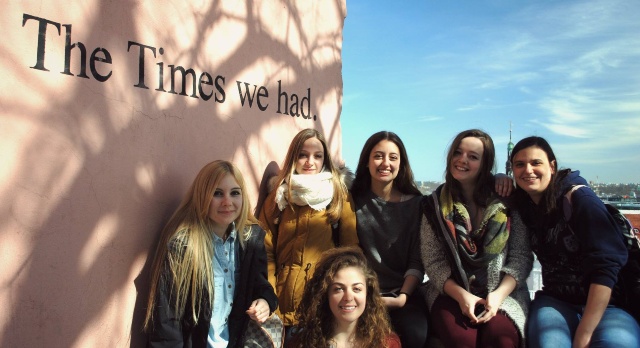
xmin=288 ymin=247 xmax=400 ymax=348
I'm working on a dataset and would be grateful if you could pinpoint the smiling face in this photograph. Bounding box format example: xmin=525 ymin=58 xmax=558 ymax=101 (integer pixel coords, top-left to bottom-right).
xmin=368 ymin=140 xmax=400 ymax=186
xmin=450 ymin=136 xmax=484 ymax=186
xmin=208 ymin=174 xmax=243 ymax=237
xmin=512 ymin=146 xmax=556 ymax=204
xmin=328 ymin=266 xmax=367 ymax=329
xmin=295 ymin=137 xmax=325 ymax=175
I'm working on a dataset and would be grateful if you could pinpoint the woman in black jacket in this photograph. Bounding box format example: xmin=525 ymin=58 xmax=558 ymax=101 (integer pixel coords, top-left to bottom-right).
xmin=144 ymin=160 xmax=277 ymax=347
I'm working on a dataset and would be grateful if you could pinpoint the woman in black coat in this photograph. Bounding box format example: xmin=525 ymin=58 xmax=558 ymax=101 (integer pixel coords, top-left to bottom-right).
xmin=144 ymin=160 xmax=277 ymax=347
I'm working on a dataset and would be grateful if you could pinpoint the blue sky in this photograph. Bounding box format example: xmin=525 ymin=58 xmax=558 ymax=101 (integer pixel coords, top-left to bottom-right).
xmin=341 ymin=0 xmax=640 ymax=184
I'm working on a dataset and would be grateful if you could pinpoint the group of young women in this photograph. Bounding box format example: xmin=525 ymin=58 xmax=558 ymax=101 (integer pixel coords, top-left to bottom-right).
xmin=142 ymin=127 xmax=640 ymax=348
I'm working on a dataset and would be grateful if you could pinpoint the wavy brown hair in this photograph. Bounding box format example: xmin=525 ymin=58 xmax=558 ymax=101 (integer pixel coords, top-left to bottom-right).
xmin=270 ymin=128 xmax=347 ymax=223
xmin=143 ymin=160 xmax=258 ymax=331
xmin=291 ymin=247 xmax=393 ymax=347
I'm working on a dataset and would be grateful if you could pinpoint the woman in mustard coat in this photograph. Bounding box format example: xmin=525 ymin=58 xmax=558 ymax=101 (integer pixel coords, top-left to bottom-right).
xmin=258 ymin=129 xmax=359 ymax=339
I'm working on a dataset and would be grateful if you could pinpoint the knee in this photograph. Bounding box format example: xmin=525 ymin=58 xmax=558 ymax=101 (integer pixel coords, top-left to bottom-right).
xmin=392 ymin=316 xmax=429 ymax=348
xmin=396 ymin=328 xmax=429 ymax=348
xmin=483 ymin=336 xmax=518 ymax=348
xmin=527 ymin=325 xmax=572 ymax=348
xmin=592 ymin=314 xmax=640 ymax=347
xmin=594 ymin=332 xmax=640 ymax=348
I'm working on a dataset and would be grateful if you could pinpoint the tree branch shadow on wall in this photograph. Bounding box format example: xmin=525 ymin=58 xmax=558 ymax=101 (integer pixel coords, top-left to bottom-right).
xmin=1 ymin=0 xmax=346 ymax=347
xmin=128 ymin=158 xmax=279 ymax=345
xmin=129 ymin=199 xmax=180 ymax=347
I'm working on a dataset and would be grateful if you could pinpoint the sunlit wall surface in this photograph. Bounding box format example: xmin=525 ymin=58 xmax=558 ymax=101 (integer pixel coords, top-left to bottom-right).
xmin=0 ymin=1 xmax=346 ymax=346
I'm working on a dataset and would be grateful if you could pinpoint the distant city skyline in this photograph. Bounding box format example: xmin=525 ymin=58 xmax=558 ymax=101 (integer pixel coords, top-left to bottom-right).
xmin=341 ymin=0 xmax=640 ymax=184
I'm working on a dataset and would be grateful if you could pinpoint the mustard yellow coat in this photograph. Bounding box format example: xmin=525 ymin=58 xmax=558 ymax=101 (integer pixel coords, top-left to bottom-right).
xmin=258 ymin=189 xmax=359 ymax=326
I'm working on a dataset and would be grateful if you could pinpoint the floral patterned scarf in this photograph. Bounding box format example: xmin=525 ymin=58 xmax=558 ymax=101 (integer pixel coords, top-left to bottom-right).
xmin=439 ymin=186 xmax=510 ymax=294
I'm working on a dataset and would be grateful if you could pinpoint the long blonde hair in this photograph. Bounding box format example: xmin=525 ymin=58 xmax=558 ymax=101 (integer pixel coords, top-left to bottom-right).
xmin=144 ymin=160 xmax=258 ymax=330
xmin=272 ymin=128 xmax=346 ymax=223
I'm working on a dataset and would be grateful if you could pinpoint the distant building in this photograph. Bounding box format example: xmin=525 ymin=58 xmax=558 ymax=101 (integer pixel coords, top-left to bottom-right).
xmin=416 ymin=181 xmax=442 ymax=195
xmin=626 ymin=213 xmax=640 ymax=228
xmin=505 ymin=122 xmax=514 ymax=176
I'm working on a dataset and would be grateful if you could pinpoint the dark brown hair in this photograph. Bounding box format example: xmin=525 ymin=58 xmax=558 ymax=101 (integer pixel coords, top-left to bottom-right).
xmin=443 ymin=129 xmax=496 ymax=207
xmin=510 ymin=136 xmax=569 ymax=214
xmin=351 ymin=131 xmax=421 ymax=197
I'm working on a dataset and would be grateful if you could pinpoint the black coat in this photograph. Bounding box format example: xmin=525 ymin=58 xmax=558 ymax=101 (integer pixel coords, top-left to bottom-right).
xmin=147 ymin=225 xmax=278 ymax=348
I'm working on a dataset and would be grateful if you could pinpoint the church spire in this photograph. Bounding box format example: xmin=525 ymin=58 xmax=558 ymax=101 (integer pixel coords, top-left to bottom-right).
xmin=506 ymin=122 xmax=514 ymax=176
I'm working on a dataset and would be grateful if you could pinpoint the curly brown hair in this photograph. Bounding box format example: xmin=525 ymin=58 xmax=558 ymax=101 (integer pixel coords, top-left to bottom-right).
xmin=290 ymin=247 xmax=394 ymax=347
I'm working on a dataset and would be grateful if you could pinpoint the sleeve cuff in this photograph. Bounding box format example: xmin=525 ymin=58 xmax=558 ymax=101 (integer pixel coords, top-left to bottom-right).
xmin=404 ymin=269 xmax=425 ymax=280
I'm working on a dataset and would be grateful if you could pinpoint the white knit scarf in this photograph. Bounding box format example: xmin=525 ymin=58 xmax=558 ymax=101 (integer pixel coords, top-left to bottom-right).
xmin=275 ymin=171 xmax=334 ymax=211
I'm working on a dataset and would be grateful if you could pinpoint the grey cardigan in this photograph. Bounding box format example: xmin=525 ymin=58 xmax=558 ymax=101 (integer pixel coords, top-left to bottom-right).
xmin=419 ymin=191 xmax=533 ymax=342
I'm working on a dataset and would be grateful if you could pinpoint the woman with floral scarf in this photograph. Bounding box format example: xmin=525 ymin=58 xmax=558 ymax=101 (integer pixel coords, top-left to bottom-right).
xmin=258 ymin=128 xmax=359 ymax=341
xmin=420 ymin=129 xmax=533 ymax=347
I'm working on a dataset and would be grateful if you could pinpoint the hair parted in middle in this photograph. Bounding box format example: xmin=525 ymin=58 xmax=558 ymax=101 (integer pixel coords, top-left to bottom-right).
xmin=444 ymin=129 xmax=497 ymax=207
xmin=351 ymin=130 xmax=421 ymax=197
xmin=291 ymin=246 xmax=393 ymax=348
xmin=271 ymin=128 xmax=347 ymax=223
xmin=143 ymin=160 xmax=258 ymax=331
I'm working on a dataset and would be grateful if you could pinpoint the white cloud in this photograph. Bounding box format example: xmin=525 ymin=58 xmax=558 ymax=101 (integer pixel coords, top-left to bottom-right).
xmin=411 ymin=115 xmax=442 ymax=123
xmin=344 ymin=0 xmax=640 ymax=182
xmin=538 ymin=122 xmax=590 ymax=139
xmin=469 ymin=0 xmax=640 ymax=169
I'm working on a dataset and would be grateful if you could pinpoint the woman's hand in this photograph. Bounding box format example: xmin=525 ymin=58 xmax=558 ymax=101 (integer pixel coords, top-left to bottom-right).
xmin=458 ymin=292 xmax=486 ymax=322
xmin=494 ymin=174 xmax=514 ymax=197
xmin=246 ymin=298 xmax=270 ymax=324
xmin=572 ymin=283 xmax=611 ymax=348
xmin=473 ymin=291 xmax=502 ymax=324
xmin=382 ymin=293 xmax=408 ymax=309
xmin=443 ymin=279 xmax=486 ymax=322
xmin=474 ymin=274 xmax=516 ymax=324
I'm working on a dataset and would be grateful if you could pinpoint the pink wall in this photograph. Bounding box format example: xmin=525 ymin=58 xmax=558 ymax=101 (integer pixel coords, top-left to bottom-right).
xmin=0 ymin=1 xmax=346 ymax=346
